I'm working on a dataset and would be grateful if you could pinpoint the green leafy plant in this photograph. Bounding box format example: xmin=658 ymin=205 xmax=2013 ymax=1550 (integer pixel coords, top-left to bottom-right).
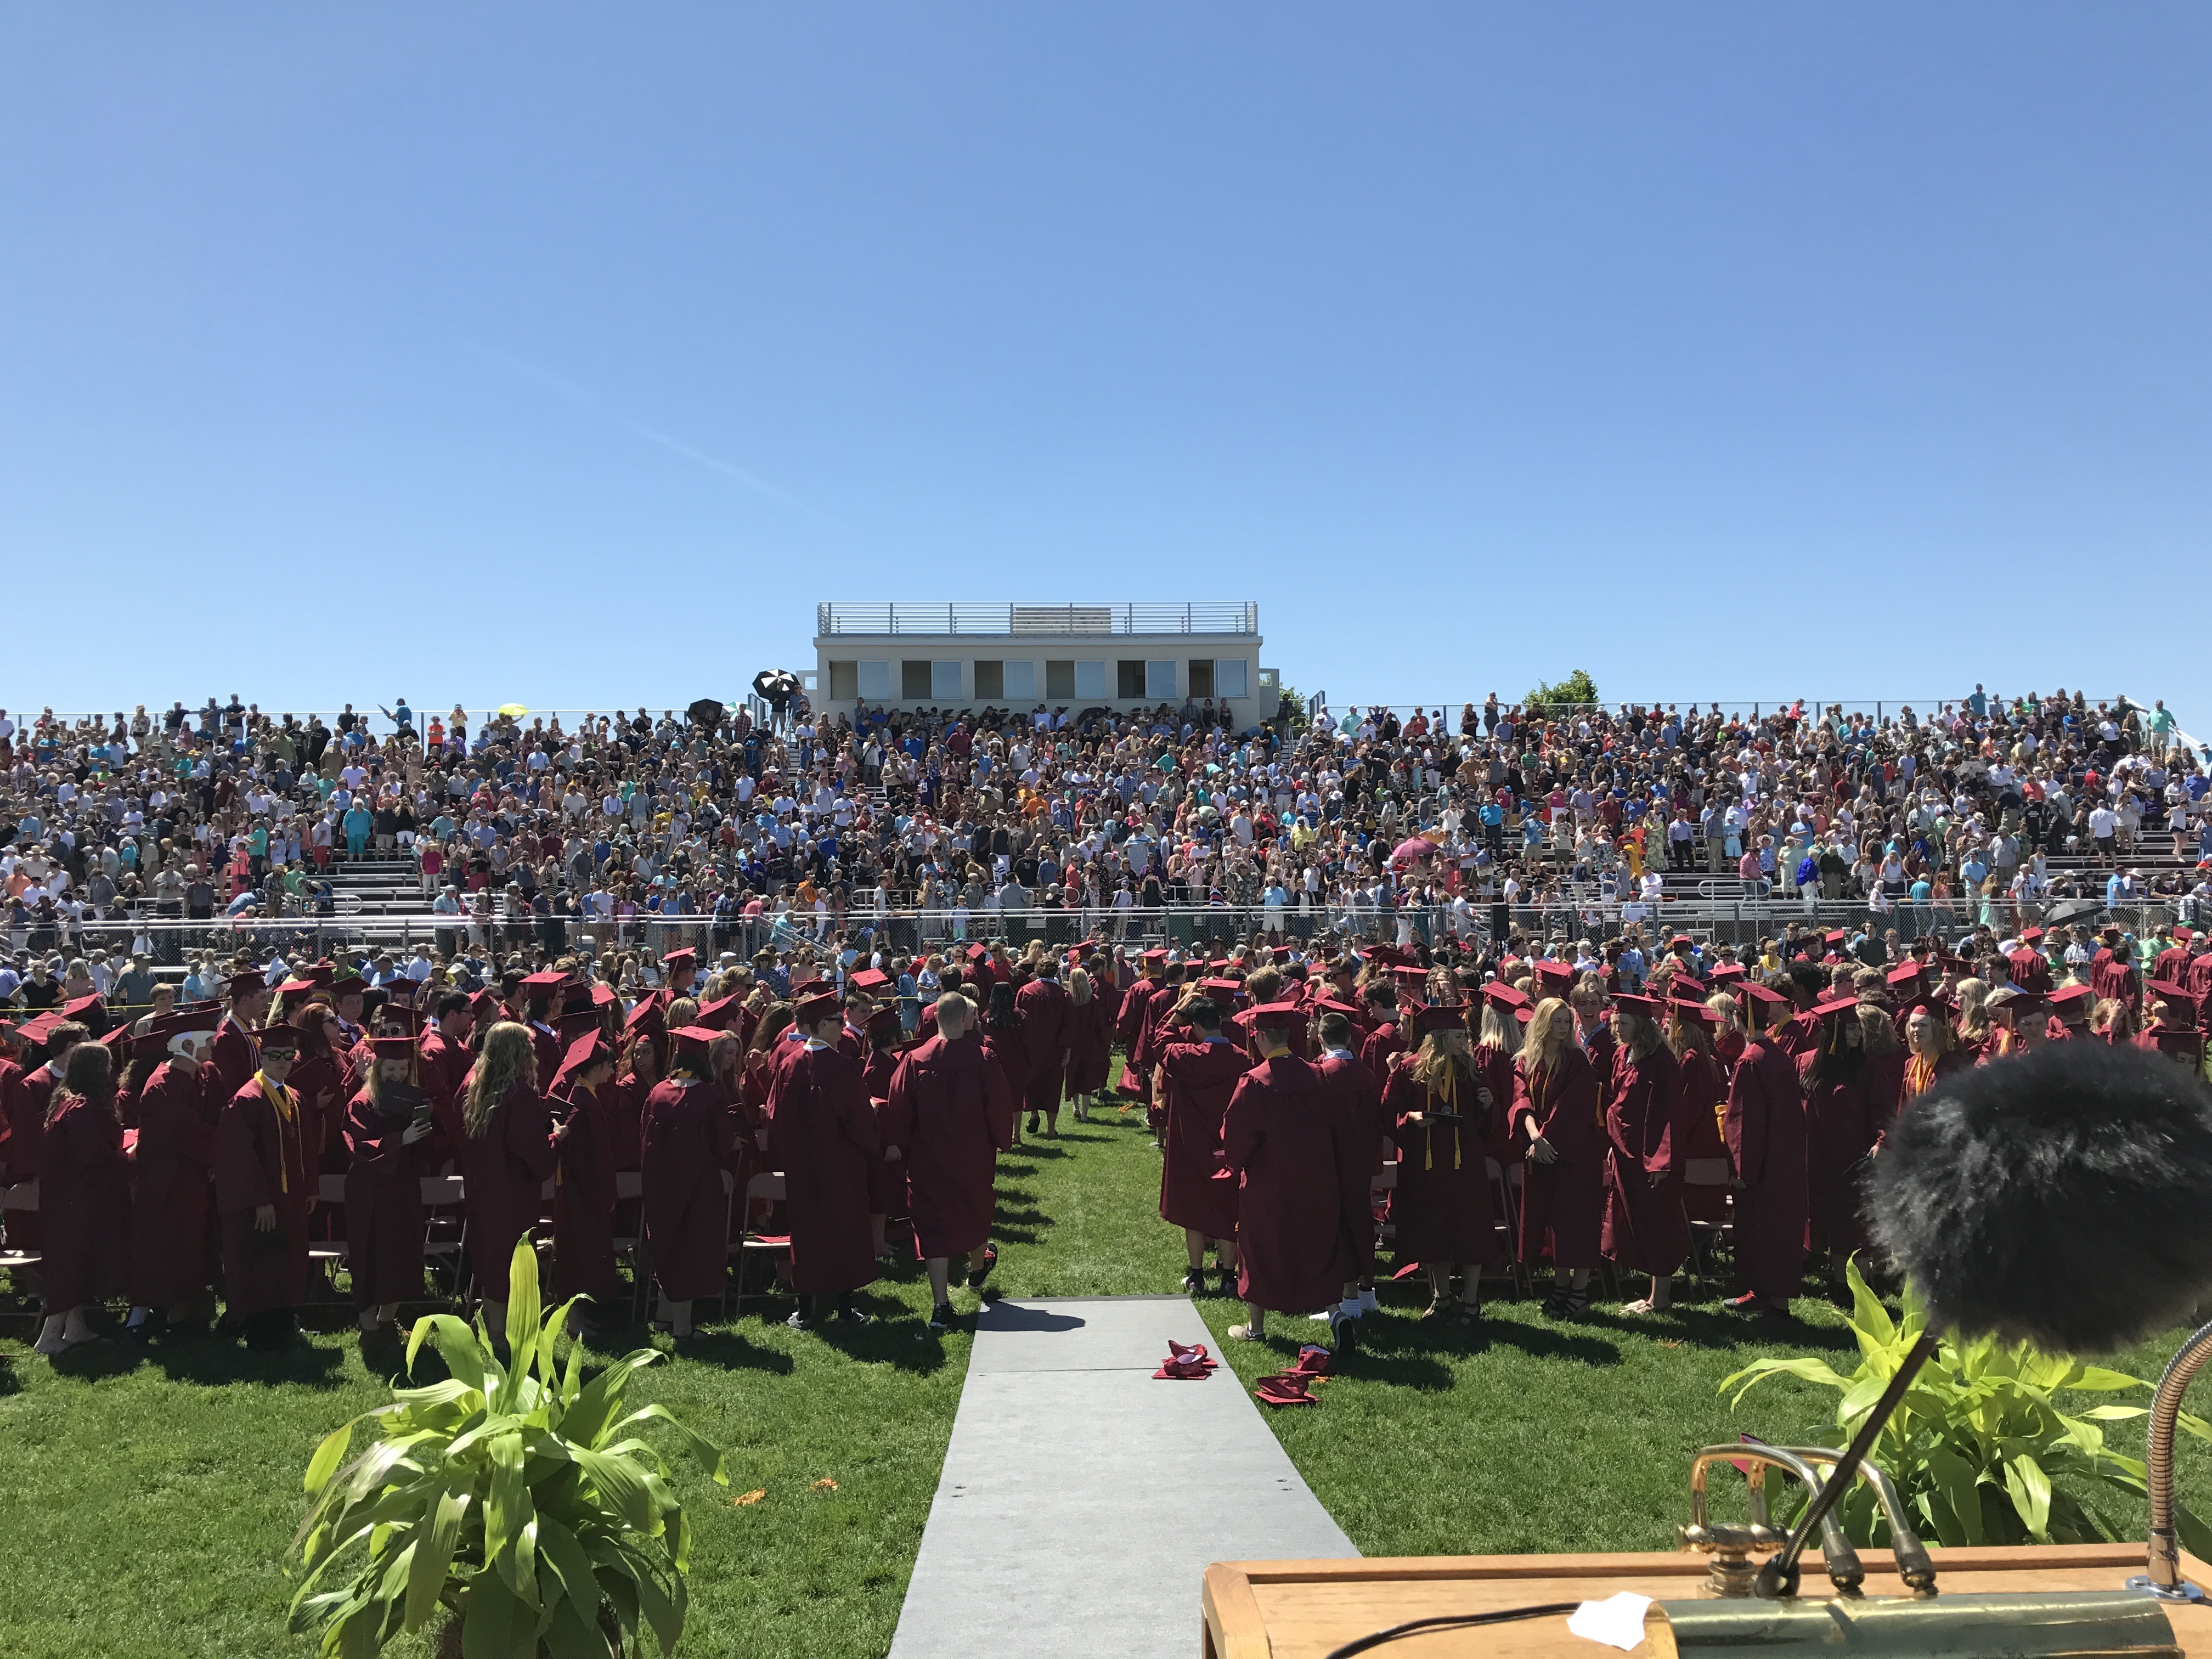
xmin=289 ymin=1237 xmax=730 ymax=1657
xmin=1720 ymin=1257 xmax=2212 ymax=1553
xmin=1521 ymin=669 xmax=1599 ymax=712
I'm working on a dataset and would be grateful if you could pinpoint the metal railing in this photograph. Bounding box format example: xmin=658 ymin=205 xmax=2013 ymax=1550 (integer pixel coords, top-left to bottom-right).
xmin=815 ymin=602 xmax=1260 ymax=637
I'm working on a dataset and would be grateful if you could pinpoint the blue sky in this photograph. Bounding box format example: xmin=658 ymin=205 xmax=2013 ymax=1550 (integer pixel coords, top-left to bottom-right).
xmin=3 ymin=6 xmax=2207 ymax=734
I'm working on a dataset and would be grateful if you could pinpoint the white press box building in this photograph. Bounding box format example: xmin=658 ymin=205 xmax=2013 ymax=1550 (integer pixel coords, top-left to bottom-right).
xmin=811 ymin=602 xmax=1277 ymax=717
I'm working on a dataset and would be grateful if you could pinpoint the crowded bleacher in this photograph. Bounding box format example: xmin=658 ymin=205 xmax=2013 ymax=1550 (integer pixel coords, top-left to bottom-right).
xmin=4 ymin=682 xmax=2209 ymax=1355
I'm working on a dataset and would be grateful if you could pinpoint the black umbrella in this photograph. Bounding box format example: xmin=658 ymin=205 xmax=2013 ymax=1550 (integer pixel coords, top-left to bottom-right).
xmin=2044 ymin=896 xmax=2104 ymax=927
xmin=686 ymin=698 xmax=725 ymax=730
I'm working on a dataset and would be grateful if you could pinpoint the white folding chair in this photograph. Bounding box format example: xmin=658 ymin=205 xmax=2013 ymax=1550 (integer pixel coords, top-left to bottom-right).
xmin=420 ymin=1174 xmax=469 ymax=1302
xmin=1680 ymin=1156 xmax=1735 ymax=1290
xmin=730 ymin=1171 xmax=789 ymax=1317
xmin=1 ymin=1181 xmax=42 ymax=1286
xmin=308 ymin=1173 xmax=350 ymax=1291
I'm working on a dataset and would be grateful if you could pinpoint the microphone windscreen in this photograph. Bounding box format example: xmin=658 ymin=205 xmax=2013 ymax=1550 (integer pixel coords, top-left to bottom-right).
xmin=1869 ymin=1042 xmax=2212 ymax=1355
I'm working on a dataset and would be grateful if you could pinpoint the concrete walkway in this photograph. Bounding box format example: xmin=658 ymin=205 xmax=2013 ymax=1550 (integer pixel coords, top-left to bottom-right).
xmin=888 ymin=1296 xmax=1357 ymax=1659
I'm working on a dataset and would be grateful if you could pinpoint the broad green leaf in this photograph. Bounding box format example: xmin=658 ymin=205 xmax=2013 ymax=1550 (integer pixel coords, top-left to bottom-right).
xmin=486 ymin=1434 xmax=538 ymax=1606
xmin=2080 ymin=1406 xmax=2151 ymax=1421
xmin=1719 ymin=1356 xmax=1847 ymax=1407
xmin=566 ymin=1351 xmax=665 ymax=1447
xmin=1926 ymin=1447 xmax=1985 ymax=1547
xmin=2062 ymin=1367 xmax=2145 ymax=1392
xmin=407 ymin=1485 xmax=470 ymax=1631
xmin=407 ymin=1313 xmax=488 ymax=1392
xmin=1846 ymin=1256 xmax=1897 ymax=1353
xmin=2179 ymin=1412 xmax=2212 ymax=1443
xmin=540 ymin=1592 xmax=608 ymax=1659
xmin=603 ymin=1404 xmax=732 ymax=1487
xmin=504 ymin=1237 xmax=541 ymax=1392
xmin=535 ymin=1513 xmax=601 ymax=1620
xmin=306 ymin=1421 xmax=360 ymax=1496
xmin=622 ymin=1547 xmax=684 ymax=1656
xmin=2005 ymin=1452 xmax=2053 ymax=1542
xmin=2177 ymin=1500 xmax=2212 ymax=1565
xmin=462 ymin=1568 xmax=527 ymax=1659
xmin=572 ymin=1447 xmax=656 ymax=1532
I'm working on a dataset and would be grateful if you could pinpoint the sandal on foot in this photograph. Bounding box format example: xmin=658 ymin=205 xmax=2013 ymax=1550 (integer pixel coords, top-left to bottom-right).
xmin=965 ymin=1246 xmax=999 ymax=1290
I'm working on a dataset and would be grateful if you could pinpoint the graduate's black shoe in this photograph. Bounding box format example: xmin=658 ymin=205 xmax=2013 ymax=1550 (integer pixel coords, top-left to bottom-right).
xmin=965 ymin=1246 xmax=999 ymax=1290
xmin=928 ymin=1303 xmax=957 ymax=1331
xmin=835 ymin=1300 xmax=872 ymax=1325
xmin=1026 ymin=1113 xmax=1041 ymax=1134
xmin=1542 ymin=1290 xmax=1590 ymax=1321
xmin=1180 ymin=1273 xmax=1205 ymax=1295
xmin=122 ymin=1310 xmax=165 ymax=1344
xmin=1327 ymin=1305 xmax=1357 ymax=1352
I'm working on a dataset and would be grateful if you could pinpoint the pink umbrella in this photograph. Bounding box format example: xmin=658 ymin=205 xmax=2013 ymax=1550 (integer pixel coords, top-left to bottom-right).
xmin=1390 ymin=836 xmax=1438 ymax=866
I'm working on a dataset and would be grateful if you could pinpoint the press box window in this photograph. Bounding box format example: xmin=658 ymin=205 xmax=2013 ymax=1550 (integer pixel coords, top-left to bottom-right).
xmin=1003 ymin=660 xmax=1036 ymax=701
xmin=1118 ymin=661 xmax=1146 ymax=699
xmin=828 ymin=661 xmax=857 ymax=701
xmin=931 ymin=661 xmax=963 ymax=702
xmin=1074 ymin=661 xmax=1108 ymax=700
xmin=974 ymin=661 xmax=1005 ymax=701
xmin=1146 ymin=661 xmax=1177 ymax=699
xmin=1187 ymin=659 xmax=1214 ymax=699
xmin=1215 ymin=658 xmax=1249 ymax=699
xmin=856 ymin=661 xmax=892 ymax=701
xmin=1046 ymin=660 xmax=1075 ymax=700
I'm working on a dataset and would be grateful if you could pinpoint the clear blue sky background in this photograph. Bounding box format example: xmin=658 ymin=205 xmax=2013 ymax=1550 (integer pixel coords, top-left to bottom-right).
xmin=4 ymin=7 xmax=2207 ymax=733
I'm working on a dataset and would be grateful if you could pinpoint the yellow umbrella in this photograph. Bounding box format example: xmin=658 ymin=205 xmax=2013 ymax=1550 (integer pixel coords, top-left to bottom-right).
xmin=496 ymin=703 xmax=528 ymax=719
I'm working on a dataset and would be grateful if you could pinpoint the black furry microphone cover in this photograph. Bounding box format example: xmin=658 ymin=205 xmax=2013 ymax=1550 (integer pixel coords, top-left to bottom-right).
xmin=1868 ymin=1042 xmax=2212 ymax=1355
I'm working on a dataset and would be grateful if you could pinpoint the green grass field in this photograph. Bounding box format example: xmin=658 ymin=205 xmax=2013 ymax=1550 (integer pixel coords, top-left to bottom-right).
xmin=2 ymin=1091 xmax=2203 ymax=1657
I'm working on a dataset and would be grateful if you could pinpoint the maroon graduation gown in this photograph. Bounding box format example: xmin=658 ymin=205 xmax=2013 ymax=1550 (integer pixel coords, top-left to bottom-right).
xmin=980 ymin=1026 xmax=1031 ymax=1131
xmin=1014 ymin=978 xmax=1070 ymax=1115
xmin=765 ymin=1043 xmax=880 ymax=1295
xmin=204 ymin=1016 xmax=261 ymax=1115
xmin=1156 ymin=1040 xmax=1248 ymax=1240
xmin=859 ymin=1047 xmax=907 ymax=1216
xmin=1357 ymin=1017 xmax=1402 ymax=1080
xmin=1675 ymin=1048 xmax=1731 ymax=1226
xmin=3 ymin=1060 xmax=62 ymax=1248
xmin=1509 ymin=1050 xmax=1604 ymax=1271
xmin=342 ymin=1090 xmax=430 ymax=1308
xmin=417 ymin=1028 xmax=472 ymax=1160
xmin=1726 ymin=1037 xmax=1807 ymax=1305
xmin=213 ymin=1077 xmax=314 ymax=1318
xmin=1599 ymin=1044 xmax=1691 ymax=1277
xmin=551 ymin=1081 xmax=620 ymax=1308
xmin=41 ymin=1092 xmax=129 ymax=1311
xmin=640 ymin=1078 xmax=734 ymax=1301
xmin=1063 ymin=994 xmax=1115 ymax=1096
xmin=880 ymin=1034 xmax=1012 ymax=1259
xmin=1797 ymin=1054 xmax=1877 ymax=1259
xmin=130 ymin=1060 xmax=218 ymax=1309
xmin=1113 ymin=978 xmax=1157 ymax=1094
xmin=1316 ymin=1048 xmax=1386 ymax=1279
xmin=459 ymin=1081 xmax=557 ymax=1303
xmin=1383 ymin=1060 xmax=1504 ymax=1269
xmin=1220 ymin=1054 xmax=1365 ymax=1314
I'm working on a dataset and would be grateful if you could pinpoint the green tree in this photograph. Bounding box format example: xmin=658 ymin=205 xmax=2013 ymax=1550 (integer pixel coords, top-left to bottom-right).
xmin=1522 ymin=669 xmax=1599 ymax=712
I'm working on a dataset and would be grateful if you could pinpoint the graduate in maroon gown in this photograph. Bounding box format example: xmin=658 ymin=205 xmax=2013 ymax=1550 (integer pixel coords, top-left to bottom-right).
xmin=1153 ymin=991 xmax=1249 ymax=1295
xmin=1724 ymin=984 xmax=1808 ymax=1317
xmin=1797 ymin=996 xmax=1880 ymax=1269
xmin=3 ymin=1016 xmax=88 ymax=1255
xmin=1313 ymin=1003 xmax=1386 ymax=1316
xmin=978 ymin=981 xmax=1032 ymax=1149
xmin=880 ymin=992 xmax=1014 ymax=1330
xmin=124 ymin=1014 xmax=222 ymax=1336
xmin=640 ymin=1026 xmax=736 ymax=1339
xmin=1510 ymin=996 xmax=1605 ymax=1319
xmin=1013 ymin=959 xmax=1071 ymax=1136
xmin=205 ymin=972 xmax=270 ymax=1117
xmin=857 ymin=1007 xmax=909 ymax=1261
xmin=1384 ymin=1005 xmax=1505 ymax=1325
xmin=549 ymin=1031 xmax=622 ymax=1333
xmin=1062 ymin=967 xmax=1115 ymax=1121
xmin=1114 ymin=953 xmax=1165 ymax=1108
xmin=1221 ymin=1005 xmax=1368 ymax=1349
xmin=31 ymin=1043 xmax=129 ymax=1355
xmin=1598 ymin=994 xmax=1692 ymax=1313
xmin=416 ymin=991 xmax=476 ymax=1168
xmin=766 ymin=992 xmax=881 ymax=1328
xmin=459 ymin=1021 xmax=560 ymax=1332
xmin=1131 ymin=960 xmax=1188 ymax=1139
xmin=342 ymin=1035 xmax=437 ymax=1339
xmin=1667 ymin=1001 xmax=1733 ymax=1229
xmin=1356 ymin=980 xmax=1402 ymax=1077
xmin=212 ymin=1022 xmax=316 ymax=1347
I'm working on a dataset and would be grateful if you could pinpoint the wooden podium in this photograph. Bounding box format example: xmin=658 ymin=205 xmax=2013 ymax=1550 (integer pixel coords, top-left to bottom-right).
xmin=1202 ymin=1544 xmax=2212 ymax=1657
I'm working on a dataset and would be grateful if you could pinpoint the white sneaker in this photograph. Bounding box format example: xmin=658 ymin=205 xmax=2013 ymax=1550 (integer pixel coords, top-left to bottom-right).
xmin=1308 ymin=1310 xmax=1334 ymax=1322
